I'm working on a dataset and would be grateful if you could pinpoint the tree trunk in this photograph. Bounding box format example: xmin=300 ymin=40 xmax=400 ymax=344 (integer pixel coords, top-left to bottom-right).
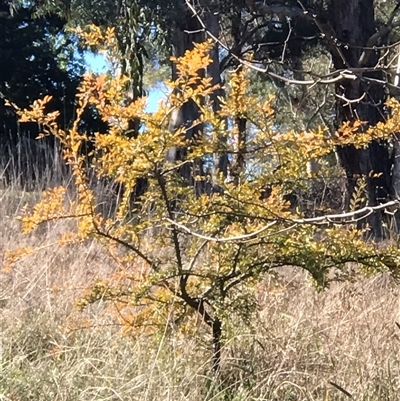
xmin=212 ymin=317 xmax=222 ymax=372
xmin=390 ymin=51 xmax=400 ymax=233
xmin=168 ymin=4 xmax=206 ymax=195
xmin=230 ymin=10 xmax=247 ymax=185
xmin=328 ymin=0 xmax=391 ymax=239
xmin=206 ymin=7 xmax=229 ymax=185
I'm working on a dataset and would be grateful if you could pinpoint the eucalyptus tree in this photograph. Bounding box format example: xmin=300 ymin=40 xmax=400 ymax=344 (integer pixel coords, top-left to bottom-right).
xmin=186 ymin=0 xmax=400 ymax=238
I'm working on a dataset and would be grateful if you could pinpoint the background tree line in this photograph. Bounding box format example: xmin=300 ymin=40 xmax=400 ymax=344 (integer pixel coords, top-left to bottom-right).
xmin=3 ymin=0 xmax=400 ymax=237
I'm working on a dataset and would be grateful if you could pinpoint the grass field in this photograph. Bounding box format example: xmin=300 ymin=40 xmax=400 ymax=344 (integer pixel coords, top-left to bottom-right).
xmin=1 ymin=169 xmax=400 ymax=401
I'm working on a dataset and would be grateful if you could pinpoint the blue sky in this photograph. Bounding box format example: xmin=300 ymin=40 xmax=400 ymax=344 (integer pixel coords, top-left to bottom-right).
xmin=84 ymin=52 xmax=162 ymax=113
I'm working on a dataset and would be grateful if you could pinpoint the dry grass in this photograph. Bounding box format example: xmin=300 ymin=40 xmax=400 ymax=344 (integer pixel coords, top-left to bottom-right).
xmin=1 ymin=166 xmax=400 ymax=400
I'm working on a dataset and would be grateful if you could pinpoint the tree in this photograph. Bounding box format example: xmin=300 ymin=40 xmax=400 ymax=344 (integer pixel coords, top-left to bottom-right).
xmin=181 ymin=0 xmax=400 ymax=238
xmin=328 ymin=0 xmax=393 ymax=238
xmin=27 ymin=1 xmax=227 ymax=192
xmin=31 ymin=0 xmax=168 ymax=107
xmin=8 ymin=37 xmax=400 ymax=373
xmin=0 ymin=1 xmax=87 ymax=185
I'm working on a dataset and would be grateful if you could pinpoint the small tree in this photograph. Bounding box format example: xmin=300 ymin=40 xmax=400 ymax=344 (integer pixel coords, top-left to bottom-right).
xmin=7 ymin=27 xmax=400 ymax=372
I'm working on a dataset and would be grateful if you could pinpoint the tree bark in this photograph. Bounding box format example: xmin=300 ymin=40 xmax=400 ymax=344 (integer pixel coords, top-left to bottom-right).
xmin=328 ymin=0 xmax=391 ymax=239
xmin=212 ymin=317 xmax=222 ymax=372
xmin=390 ymin=51 xmax=400 ymax=232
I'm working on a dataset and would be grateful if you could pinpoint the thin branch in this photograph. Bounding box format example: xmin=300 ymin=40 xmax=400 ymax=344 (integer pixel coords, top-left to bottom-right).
xmin=165 ymin=218 xmax=278 ymax=242
xmin=155 ymin=171 xmax=184 ymax=272
xmin=93 ymin=225 xmax=156 ymax=269
xmin=280 ymin=20 xmax=293 ymax=65
xmin=329 ymin=382 xmax=353 ymax=398
xmin=293 ymin=199 xmax=400 ymax=224
xmin=165 ymin=199 xmax=400 ymax=243
xmin=296 ymin=0 xmax=348 ymax=67
xmin=306 ymin=91 xmax=328 ymax=131
xmin=335 ymin=92 xmax=366 ymax=106
xmin=187 ymin=240 xmax=208 ymax=272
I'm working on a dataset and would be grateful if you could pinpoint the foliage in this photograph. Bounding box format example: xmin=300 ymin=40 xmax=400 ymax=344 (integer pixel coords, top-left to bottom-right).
xmin=0 ymin=5 xmax=83 ymax=107
xmin=30 ymin=0 xmax=172 ymax=100
xmin=7 ymin=29 xmax=400 ymax=370
xmin=0 ymin=2 xmax=91 ymax=185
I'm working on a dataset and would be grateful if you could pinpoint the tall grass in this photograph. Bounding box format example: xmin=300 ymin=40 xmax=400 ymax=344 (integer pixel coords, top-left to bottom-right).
xmin=1 ymin=144 xmax=400 ymax=400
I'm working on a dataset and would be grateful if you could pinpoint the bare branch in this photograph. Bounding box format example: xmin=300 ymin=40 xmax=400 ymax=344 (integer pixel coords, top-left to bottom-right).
xmin=294 ymin=199 xmax=400 ymax=224
xmin=165 ymin=218 xmax=278 ymax=242
xmin=335 ymin=92 xmax=366 ymax=106
xmin=165 ymin=199 xmax=400 ymax=243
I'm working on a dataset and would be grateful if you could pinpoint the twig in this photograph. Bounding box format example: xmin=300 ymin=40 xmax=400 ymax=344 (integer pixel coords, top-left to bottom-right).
xmin=329 ymin=381 xmax=353 ymax=398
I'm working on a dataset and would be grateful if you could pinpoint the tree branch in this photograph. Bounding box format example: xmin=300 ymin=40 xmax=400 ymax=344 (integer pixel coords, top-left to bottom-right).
xmin=165 ymin=198 xmax=400 ymax=243
xmin=359 ymin=2 xmax=400 ymax=66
